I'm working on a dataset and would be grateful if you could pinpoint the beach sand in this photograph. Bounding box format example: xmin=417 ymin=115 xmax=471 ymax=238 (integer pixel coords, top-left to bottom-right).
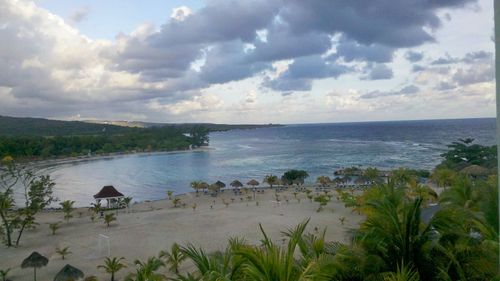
xmin=0 ymin=188 xmax=362 ymax=280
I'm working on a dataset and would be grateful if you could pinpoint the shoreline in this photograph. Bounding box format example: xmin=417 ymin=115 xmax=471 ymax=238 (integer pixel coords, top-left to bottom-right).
xmin=25 ymin=146 xmax=213 ymax=169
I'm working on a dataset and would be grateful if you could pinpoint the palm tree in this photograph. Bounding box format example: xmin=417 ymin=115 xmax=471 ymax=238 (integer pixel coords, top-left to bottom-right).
xmin=364 ymin=167 xmax=381 ymax=182
xmin=440 ymin=175 xmax=480 ymax=210
xmin=167 ymin=190 xmax=174 ymax=200
xmin=98 ymin=257 xmax=127 ymax=281
xmin=172 ymin=198 xmax=181 ymax=208
xmin=159 ymin=243 xmax=186 ymax=274
xmin=0 ymin=268 xmax=11 ymax=281
xmin=189 ymin=181 xmax=201 ymax=193
xmin=123 ymin=197 xmax=133 ymax=212
xmin=430 ymin=168 xmax=456 ymax=188
xmin=104 ymin=213 xmax=117 ymax=227
xmin=59 ymin=200 xmax=75 ymax=223
xmin=55 ymin=246 xmax=71 ymax=260
xmin=262 ymin=175 xmax=278 ymax=188
xmin=49 ymin=222 xmax=60 ymax=235
xmin=126 ymin=257 xmax=165 ymax=281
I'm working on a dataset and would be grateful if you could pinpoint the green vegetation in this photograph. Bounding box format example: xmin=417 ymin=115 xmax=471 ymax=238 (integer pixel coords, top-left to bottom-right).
xmin=0 ymin=158 xmax=55 ymax=247
xmin=0 ymin=115 xmax=279 ymax=159
xmin=97 ymin=257 xmax=127 ymax=281
xmin=55 ymin=246 xmax=71 ymax=260
xmin=281 ymin=169 xmax=309 ymax=186
xmin=60 ymin=200 xmax=75 ymax=223
xmin=104 ymin=213 xmax=117 ymax=227
xmin=438 ymin=138 xmax=497 ymax=170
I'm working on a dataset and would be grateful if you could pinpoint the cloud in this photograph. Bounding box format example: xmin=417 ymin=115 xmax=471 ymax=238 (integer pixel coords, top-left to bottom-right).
xmin=361 ymin=85 xmax=420 ymax=99
xmin=280 ymin=0 xmax=476 ymax=48
xmin=431 ymin=53 xmax=460 ymax=64
xmin=171 ymin=6 xmax=193 ymax=21
xmin=263 ymin=55 xmax=351 ymax=91
xmin=330 ymin=36 xmax=394 ymax=63
xmin=362 ymin=64 xmax=394 ymax=80
xmin=405 ymin=50 xmax=424 ymax=62
xmin=0 ymin=0 xmax=487 ymax=122
xmin=199 ymin=41 xmax=269 ymax=84
xmin=68 ymin=6 xmax=90 ymax=24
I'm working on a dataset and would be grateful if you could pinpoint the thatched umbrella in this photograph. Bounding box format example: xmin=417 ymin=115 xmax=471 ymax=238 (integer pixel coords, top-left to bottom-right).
xmin=460 ymin=165 xmax=489 ymax=177
xmin=230 ymin=180 xmax=243 ymax=189
xmin=209 ymin=183 xmax=221 ymax=194
xmin=21 ymin=251 xmax=48 ymax=281
xmin=53 ymin=264 xmax=84 ymax=281
xmin=215 ymin=181 xmax=226 ymax=189
xmin=247 ymin=179 xmax=260 ymax=199
xmin=247 ymin=179 xmax=259 ymax=187
xmin=198 ymin=182 xmax=209 ymax=192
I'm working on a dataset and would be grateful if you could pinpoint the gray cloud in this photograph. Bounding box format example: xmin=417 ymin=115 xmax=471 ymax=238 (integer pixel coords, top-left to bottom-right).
xmin=69 ymin=6 xmax=90 ymax=24
xmin=361 ymin=85 xmax=420 ymax=99
xmin=199 ymin=41 xmax=269 ymax=84
xmin=362 ymin=64 xmax=394 ymax=80
xmin=431 ymin=53 xmax=460 ymax=65
xmin=412 ymin=64 xmax=426 ymax=72
xmin=452 ymin=63 xmax=494 ymax=86
xmin=263 ymin=56 xmax=351 ymax=91
xmin=247 ymin=25 xmax=332 ymax=62
xmin=405 ymin=50 xmax=424 ymax=62
xmin=280 ymin=0 xmax=475 ymax=48
xmin=435 ymin=81 xmax=457 ymax=91
xmin=330 ymin=36 xmax=394 ymax=63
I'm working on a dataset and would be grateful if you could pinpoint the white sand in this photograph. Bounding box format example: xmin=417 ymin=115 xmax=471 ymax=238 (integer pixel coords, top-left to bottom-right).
xmin=0 ymin=188 xmax=362 ymax=280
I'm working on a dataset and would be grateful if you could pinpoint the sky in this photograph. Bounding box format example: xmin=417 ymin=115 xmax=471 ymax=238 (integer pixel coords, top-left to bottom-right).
xmin=0 ymin=0 xmax=496 ymax=124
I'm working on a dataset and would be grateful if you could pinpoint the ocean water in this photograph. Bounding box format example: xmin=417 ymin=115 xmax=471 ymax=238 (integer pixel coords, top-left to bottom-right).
xmin=43 ymin=118 xmax=496 ymax=206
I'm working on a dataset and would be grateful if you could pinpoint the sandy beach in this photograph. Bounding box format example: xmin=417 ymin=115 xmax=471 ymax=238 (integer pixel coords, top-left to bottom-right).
xmin=0 ymin=187 xmax=362 ymax=280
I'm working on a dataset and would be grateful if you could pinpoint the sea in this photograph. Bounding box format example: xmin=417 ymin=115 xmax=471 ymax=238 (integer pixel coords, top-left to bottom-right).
xmin=40 ymin=118 xmax=496 ymax=206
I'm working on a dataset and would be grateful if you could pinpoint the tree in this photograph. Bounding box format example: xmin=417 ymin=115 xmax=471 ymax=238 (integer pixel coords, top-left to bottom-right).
xmin=263 ymin=175 xmax=278 ymax=188
xmin=60 ymin=200 xmax=75 ymax=223
xmin=55 ymin=246 xmax=71 ymax=260
xmin=363 ymin=167 xmax=380 ymax=182
xmin=49 ymin=222 xmax=60 ymax=235
xmin=281 ymin=170 xmax=309 ymax=186
xmin=0 ymin=158 xmax=55 ymax=247
xmin=104 ymin=213 xmax=117 ymax=227
xmin=430 ymin=168 xmax=456 ymax=188
xmin=0 ymin=268 xmax=11 ymax=281
xmin=98 ymin=257 xmax=127 ymax=281
xmin=314 ymin=194 xmax=329 ymax=212
xmin=167 ymin=190 xmax=174 ymax=200
xmin=172 ymin=198 xmax=181 ymax=208
xmin=160 ymin=243 xmax=186 ymax=274
xmin=125 ymin=257 xmax=165 ymax=281
xmin=123 ymin=197 xmax=133 ymax=212
xmin=439 ymin=138 xmax=497 ymax=170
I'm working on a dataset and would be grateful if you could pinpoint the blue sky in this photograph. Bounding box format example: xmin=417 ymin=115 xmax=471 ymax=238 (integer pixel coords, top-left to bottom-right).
xmin=0 ymin=0 xmax=495 ymax=124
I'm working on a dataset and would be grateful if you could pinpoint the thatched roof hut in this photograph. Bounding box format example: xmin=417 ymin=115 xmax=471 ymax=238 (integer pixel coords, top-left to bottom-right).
xmin=93 ymin=185 xmax=124 ymax=200
xmin=94 ymin=185 xmax=124 ymax=208
xmin=460 ymin=165 xmax=489 ymax=177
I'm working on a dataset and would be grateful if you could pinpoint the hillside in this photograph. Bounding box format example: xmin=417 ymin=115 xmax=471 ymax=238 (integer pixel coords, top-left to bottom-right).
xmin=0 ymin=115 xmax=132 ymax=136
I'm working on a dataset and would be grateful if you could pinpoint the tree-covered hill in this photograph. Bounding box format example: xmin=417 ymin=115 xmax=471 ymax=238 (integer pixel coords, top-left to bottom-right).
xmin=0 ymin=115 xmax=132 ymax=136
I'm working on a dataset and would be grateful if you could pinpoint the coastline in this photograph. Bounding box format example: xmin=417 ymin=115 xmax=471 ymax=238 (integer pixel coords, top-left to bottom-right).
xmin=26 ymin=146 xmax=214 ymax=169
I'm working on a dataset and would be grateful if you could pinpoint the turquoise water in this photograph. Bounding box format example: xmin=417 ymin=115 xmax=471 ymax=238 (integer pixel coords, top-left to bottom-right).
xmin=44 ymin=118 xmax=496 ymax=206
